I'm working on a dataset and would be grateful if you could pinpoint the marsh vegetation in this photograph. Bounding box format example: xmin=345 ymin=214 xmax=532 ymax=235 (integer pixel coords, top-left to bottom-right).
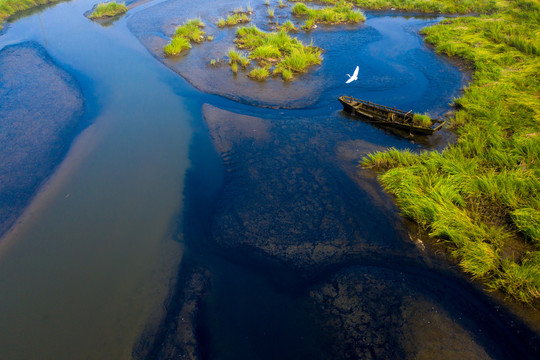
xmin=89 ymin=1 xmax=127 ymax=19
xmin=163 ymin=18 xmax=207 ymax=56
xmin=292 ymin=0 xmax=366 ymax=28
xmin=292 ymin=1 xmax=365 ymax=28
xmin=217 ymin=10 xmax=251 ymax=28
xmin=363 ymin=0 xmax=540 ymax=303
xmin=288 ymin=0 xmax=500 ymax=14
xmin=233 ymin=25 xmax=322 ymax=80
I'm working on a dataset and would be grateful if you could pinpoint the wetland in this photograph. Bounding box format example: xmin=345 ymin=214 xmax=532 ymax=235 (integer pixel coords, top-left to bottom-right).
xmin=0 ymin=0 xmax=538 ymax=359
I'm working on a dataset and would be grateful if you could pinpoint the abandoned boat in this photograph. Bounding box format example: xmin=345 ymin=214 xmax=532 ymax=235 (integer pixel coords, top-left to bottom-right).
xmin=339 ymin=95 xmax=446 ymax=135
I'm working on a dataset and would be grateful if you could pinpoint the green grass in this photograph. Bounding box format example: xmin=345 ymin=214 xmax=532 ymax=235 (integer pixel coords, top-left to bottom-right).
xmin=174 ymin=18 xmax=206 ymax=43
xmin=217 ymin=13 xmax=251 ymax=28
xmin=250 ymin=44 xmax=282 ymax=60
xmin=234 ymin=25 xmax=322 ymax=80
xmin=281 ymin=67 xmax=293 ymax=81
xmin=163 ymin=18 xmax=206 ymax=56
xmin=163 ymin=36 xmax=191 ymax=56
xmin=227 ymin=48 xmax=250 ymax=71
xmin=248 ymin=66 xmax=270 ymax=80
xmin=267 ymin=8 xmax=274 ymax=17
xmin=292 ymin=2 xmax=309 ymax=15
xmin=289 ymin=0 xmax=501 ymax=14
xmin=0 ymin=0 xmax=63 ymax=28
xmin=293 ymin=1 xmax=366 ymax=27
xmin=231 ymin=61 xmax=239 ymax=74
xmin=413 ymin=113 xmax=432 ymax=127
xmin=279 ymin=19 xmax=298 ymax=32
xmin=362 ymin=1 xmax=540 ymax=303
xmin=350 ymin=0 xmax=500 ymax=14
xmin=89 ymin=1 xmax=127 ymax=19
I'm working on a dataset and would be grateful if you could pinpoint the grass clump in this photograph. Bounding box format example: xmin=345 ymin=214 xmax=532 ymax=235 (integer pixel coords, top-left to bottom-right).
xmin=89 ymin=1 xmax=127 ymax=19
xmin=413 ymin=113 xmax=432 ymax=127
xmin=227 ymin=48 xmax=250 ymax=71
xmin=231 ymin=61 xmax=239 ymax=74
xmin=234 ymin=25 xmax=322 ymax=80
xmin=292 ymin=2 xmax=309 ymax=15
xmin=248 ymin=67 xmax=270 ymax=80
xmin=163 ymin=36 xmax=191 ymax=56
xmin=267 ymin=8 xmax=275 ymax=18
xmin=217 ymin=13 xmax=251 ymax=28
xmin=362 ymin=1 xmax=540 ymax=303
xmin=293 ymin=1 xmax=366 ymax=27
xmin=250 ymin=44 xmax=282 ymax=60
xmin=163 ymin=18 xmax=207 ymax=56
xmin=279 ymin=20 xmax=299 ymax=32
xmin=174 ymin=18 xmax=206 ymax=43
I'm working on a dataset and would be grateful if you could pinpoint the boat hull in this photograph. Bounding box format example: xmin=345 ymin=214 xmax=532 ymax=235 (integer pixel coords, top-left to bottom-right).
xmin=339 ymin=96 xmax=442 ymax=135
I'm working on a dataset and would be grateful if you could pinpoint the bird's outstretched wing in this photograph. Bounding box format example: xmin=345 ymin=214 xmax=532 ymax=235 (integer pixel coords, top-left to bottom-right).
xmin=345 ymin=66 xmax=359 ymax=84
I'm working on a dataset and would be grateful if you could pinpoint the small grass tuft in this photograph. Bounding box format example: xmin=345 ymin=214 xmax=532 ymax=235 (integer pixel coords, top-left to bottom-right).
xmin=163 ymin=36 xmax=191 ymax=56
xmin=413 ymin=113 xmax=433 ymax=127
xmin=217 ymin=13 xmax=251 ymax=27
xmin=249 ymin=67 xmax=270 ymax=80
xmin=280 ymin=20 xmax=299 ymax=32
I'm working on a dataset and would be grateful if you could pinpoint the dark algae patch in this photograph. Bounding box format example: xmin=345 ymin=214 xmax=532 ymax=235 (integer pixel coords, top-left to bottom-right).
xmin=0 ymin=41 xmax=84 ymax=238
xmin=363 ymin=0 xmax=540 ymax=303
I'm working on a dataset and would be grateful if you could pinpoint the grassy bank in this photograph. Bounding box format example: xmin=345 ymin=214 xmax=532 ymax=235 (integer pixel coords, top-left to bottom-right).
xmin=0 ymin=0 xmax=62 ymax=29
xmin=288 ymin=0 xmax=500 ymax=14
xmin=89 ymin=1 xmax=127 ymax=19
xmin=362 ymin=0 xmax=540 ymax=303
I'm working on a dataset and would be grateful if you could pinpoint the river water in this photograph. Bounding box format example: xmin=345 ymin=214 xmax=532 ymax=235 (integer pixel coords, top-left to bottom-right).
xmin=0 ymin=1 xmax=538 ymax=359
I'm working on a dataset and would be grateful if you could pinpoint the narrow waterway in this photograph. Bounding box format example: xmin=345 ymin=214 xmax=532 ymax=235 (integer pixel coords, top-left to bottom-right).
xmin=0 ymin=1 xmax=538 ymax=359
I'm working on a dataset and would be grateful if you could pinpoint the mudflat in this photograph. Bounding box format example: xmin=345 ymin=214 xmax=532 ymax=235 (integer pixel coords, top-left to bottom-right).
xmin=0 ymin=42 xmax=84 ymax=238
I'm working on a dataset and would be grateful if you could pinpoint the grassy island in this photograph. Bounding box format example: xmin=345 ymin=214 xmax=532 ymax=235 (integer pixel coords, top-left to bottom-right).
xmin=89 ymin=1 xmax=127 ymax=19
xmin=363 ymin=0 xmax=540 ymax=303
xmin=0 ymin=0 xmax=62 ymax=29
xmin=163 ymin=18 xmax=207 ymax=56
xmin=232 ymin=25 xmax=322 ymax=80
xmin=292 ymin=1 xmax=365 ymax=29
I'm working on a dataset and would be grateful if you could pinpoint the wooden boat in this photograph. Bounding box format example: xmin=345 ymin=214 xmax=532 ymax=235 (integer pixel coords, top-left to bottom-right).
xmin=339 ymin=95 xmax=446 ymax=135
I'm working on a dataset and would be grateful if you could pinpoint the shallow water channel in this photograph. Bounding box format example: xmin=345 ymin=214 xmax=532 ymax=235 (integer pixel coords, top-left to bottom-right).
xmin=0 ymin=1 xmax=538 ymax=359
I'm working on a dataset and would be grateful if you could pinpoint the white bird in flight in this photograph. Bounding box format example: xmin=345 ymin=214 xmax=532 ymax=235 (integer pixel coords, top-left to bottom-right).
xmin=345 ymin=66 xmax=359 ymax=84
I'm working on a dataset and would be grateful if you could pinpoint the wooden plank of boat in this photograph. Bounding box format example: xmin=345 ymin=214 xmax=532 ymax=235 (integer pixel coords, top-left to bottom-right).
xmin=338 ymin=95 xmax=446 ymax=135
